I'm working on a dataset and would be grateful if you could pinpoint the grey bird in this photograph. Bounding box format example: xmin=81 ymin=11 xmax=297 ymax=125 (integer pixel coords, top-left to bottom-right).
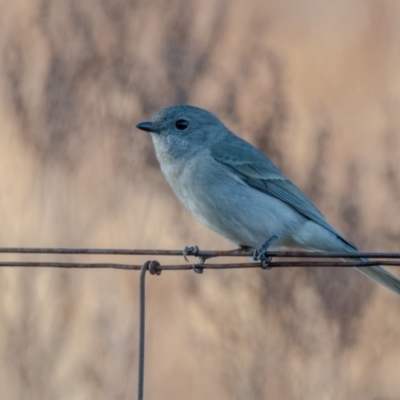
xmin=136 ymin=105 xmax=400 ymax=296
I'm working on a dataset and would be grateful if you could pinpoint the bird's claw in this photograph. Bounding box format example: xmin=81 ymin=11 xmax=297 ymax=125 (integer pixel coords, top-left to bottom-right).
xmin=253 ymin=251 xmax=273 ymax=269
xmin=253 ymin=235 xmax=278 ymax=270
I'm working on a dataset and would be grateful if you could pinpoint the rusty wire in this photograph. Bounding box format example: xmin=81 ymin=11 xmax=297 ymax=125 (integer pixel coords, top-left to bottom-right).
xmin=0 ymin=247 xmax=399 ymax=258
xmin=1 ymin=248 xmax=400 ymax=272
xmin=2 ymin=248 xmax=400 ymax=400
xmin=1 ymin=260 xmax=400 ymax=270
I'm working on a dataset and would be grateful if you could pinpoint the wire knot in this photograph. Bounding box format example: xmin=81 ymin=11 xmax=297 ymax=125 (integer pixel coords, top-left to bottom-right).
xmin=142 ymin=260 xmax=161 ymax=276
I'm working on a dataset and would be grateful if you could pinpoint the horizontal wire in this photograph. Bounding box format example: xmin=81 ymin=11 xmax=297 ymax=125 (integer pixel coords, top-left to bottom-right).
xmin=0 ymin=247 xmax=400 ymax=259
xmin=0 ymin=260 xmax=400 ymax=270
xmin=1 ymin=248 xmax=400 ymax=271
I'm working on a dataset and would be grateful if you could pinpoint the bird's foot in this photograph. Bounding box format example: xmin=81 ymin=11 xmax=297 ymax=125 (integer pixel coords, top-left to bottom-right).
xmin=253 ymin=235 xmax=278 ymax=269
xmin=183 ymin=245 xmax=207 ymax=274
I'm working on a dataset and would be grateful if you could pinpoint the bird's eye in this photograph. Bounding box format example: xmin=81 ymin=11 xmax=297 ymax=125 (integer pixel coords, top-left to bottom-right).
xmin=175 ymin=119 xmax=189 ymax=130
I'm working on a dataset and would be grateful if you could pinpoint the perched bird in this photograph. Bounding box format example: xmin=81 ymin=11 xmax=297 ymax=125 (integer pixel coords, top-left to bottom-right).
xmin=136 ymin=105 xmax=400 ymax=295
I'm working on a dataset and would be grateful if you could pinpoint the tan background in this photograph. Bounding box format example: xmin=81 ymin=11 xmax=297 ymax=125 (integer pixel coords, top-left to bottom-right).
xmin=0 ymin=0 xmax=400 ymax=399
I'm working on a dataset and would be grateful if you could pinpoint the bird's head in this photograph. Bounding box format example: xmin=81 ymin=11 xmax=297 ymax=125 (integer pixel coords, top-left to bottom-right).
xmin=136 ymin=105 xmax=228 ymax=161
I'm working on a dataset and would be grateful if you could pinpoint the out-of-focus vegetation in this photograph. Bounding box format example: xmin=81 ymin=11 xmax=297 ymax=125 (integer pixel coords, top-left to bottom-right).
xmin=0 ymin=1 xmax=400 ymax=399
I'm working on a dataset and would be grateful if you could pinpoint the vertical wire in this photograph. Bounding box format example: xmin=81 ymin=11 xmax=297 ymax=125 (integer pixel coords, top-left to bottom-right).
xmin=138 ymin=261 xmax=148 ymax=400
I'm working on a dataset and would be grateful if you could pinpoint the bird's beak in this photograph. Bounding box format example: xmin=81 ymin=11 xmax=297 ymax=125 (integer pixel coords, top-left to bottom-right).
xmin=136 ymin=121 xmax=156 ymax=133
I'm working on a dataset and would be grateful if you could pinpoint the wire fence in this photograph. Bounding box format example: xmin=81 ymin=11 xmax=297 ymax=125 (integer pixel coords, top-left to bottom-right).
xmin=2 ymin=247 xmax=400 ymax=400
xmin=2 ymin=248 xmax=400 ymax=270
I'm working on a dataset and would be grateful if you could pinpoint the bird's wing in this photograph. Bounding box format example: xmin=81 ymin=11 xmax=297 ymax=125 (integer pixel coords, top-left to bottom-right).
xmin=210 ymin=137 xmax=357 ymax=250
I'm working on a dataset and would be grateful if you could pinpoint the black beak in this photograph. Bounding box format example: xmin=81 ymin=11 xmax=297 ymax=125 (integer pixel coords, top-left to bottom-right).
xmin=136 ymin=121 xmax=156 ymax=133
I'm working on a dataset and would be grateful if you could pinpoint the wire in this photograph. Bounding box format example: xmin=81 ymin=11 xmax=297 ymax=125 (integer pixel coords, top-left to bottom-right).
xmin=0 ymin=247 xmax=399 ymax=258
xmin=2 ymin=248 xmax=400 ymax=400
xmin=0 ymin=260 xmax=399 ymax=271
xmin=138 ymin=262 xmax=146 ymax=400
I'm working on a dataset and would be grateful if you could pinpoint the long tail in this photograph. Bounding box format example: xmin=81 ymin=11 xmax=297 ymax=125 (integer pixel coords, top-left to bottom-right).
xmin=355 ymin=261 xmax=400 ymax=296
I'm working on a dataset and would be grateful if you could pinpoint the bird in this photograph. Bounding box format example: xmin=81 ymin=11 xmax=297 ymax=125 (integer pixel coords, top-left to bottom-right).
xmin=136 ymin=105 xmax=400 ymax=296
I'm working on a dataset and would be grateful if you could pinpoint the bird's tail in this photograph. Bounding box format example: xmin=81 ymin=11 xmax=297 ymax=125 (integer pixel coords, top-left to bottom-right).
xmin=355 ymin=260 xmax=400 ymax=296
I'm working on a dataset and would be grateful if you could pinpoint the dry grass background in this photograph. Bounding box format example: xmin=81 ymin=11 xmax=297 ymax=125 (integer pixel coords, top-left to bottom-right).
xmin=0 ymin=0 xmax=400 ymax=399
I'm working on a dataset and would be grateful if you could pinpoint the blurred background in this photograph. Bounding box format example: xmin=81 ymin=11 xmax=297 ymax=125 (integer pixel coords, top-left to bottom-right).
xmin=0 ymin=0 xmax=400 ymax=399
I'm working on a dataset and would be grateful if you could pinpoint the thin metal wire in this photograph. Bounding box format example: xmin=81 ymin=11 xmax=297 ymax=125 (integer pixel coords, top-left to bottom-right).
xmin=138 ymin=262 xmax=147 ymax=400
xmin=0 ymin=260 xmax=399 ymax=270
xmin=2 ymin=249 xmax=400 ymax=400
xmin=137 ymin=260 xmax=160 ymax=400
xmin=0 ymin=247 xmax=400 ymax=258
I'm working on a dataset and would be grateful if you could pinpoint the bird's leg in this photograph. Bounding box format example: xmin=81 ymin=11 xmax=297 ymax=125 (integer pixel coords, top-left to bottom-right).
xmin=253 ymin=235 xmax=278 ymax=269
xmin=183 ymin=245 xmax=209 ymax=274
